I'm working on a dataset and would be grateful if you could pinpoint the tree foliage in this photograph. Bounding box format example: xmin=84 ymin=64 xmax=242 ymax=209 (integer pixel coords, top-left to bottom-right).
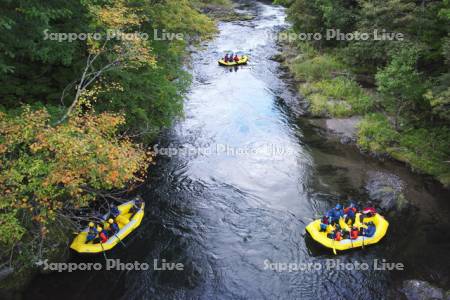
xmin=0 ymin=108 xmax=150 ymax=242
xmin=281 ymin=0 xmax=450 ymax=185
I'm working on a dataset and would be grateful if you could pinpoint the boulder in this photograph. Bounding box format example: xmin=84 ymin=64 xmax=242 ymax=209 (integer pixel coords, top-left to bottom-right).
xmin=365 ymin=171 xmax=408 ymax=211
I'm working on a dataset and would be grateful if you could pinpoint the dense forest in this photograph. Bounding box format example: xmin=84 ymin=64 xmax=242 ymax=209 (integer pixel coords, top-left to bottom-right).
xmin=276 ymin=0 xmax=450 ymax=186
xmin=0 ymin=0 xmax=230 ymax=290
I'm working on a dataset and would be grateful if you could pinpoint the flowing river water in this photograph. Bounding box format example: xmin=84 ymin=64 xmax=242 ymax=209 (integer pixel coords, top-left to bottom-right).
xmin=25 ymin=2 xmax=450 ymax=299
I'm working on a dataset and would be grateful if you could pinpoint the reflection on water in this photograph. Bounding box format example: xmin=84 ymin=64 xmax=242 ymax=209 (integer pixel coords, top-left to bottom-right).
xmin=25 ymin=1 xmax=450 ymax=299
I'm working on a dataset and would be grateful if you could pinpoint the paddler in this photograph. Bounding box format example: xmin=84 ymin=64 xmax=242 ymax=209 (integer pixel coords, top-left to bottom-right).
xmin=106 ymin=218 xmax=120 ymax=236
xmin=85 ymin=222 xmax=98 ymax=243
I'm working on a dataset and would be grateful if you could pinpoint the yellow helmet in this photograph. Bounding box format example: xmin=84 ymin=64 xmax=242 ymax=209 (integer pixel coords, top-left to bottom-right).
xmin=89 ymin=222 xmax=94 ymax=227
xmin=97 ymin=226 xmax=102 ymax=232
xmin=108 ymin=219 xmax=114 ymax=224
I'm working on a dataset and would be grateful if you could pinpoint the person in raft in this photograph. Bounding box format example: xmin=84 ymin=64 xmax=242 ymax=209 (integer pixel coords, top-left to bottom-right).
xmin=328 ymin=225 xmax=343 ymax=241
xmin=363 ymin=202 xmax=377 ymax=217
xmin=94 ymin=226 xmax=108 ymax=244
xmin=129 ymin=198 xmax=144 ymax=217
xmin=350 ymin=226 xmax=359 ymax=240
xmin=327 ymin=204 xmax=344 ymax=225
xmin=359 ymin=202 xmax=377 ymax=222
xmin=86 ymin=222 xmax=98 ymax=243
xmin=233 ymin=54 xmax=240 ymax=62
xmin=362 ymin=222 xmax=376 ymax=237
xmin=105 ymin=218 xmax=120 ymax=237
xmin=110 ymin=205 xmax=120 ymax=218
xmin=319 ymin=215 xmax=329 ymax=232
xmin=344 ymin=202 xmax=357 ymax=225
xmin=224 ymin=53 xmax=230 ymax=62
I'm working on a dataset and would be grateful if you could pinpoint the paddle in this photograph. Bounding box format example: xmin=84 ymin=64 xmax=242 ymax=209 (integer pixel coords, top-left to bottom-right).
xmin=362 ymin=232 xmax=365 ymax=249
xmin=113 ymin=232 xmax=126 ymax=248
xmin=99 ymin=242 xmax=108 ymax=261
xmin=332 ymin=238 xmax=337 ymax=255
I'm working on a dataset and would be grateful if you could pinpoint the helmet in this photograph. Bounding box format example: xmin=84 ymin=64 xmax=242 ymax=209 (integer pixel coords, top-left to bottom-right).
xmin=335 ymin=204 xmax=342 ymax=210
xmin=88 ymin=222 xmax=94 ymax=227
xmin=97 ymin=226 xmax=102 ymax=232
xmin=108 ymin=219 xmax=114 ymax=224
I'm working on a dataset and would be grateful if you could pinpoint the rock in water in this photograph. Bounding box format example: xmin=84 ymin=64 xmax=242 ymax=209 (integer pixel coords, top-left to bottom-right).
xmin=365 ymin=171 xmax=407 ymax=212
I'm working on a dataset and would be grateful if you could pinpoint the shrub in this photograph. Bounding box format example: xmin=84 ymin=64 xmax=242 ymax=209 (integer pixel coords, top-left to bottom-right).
xmin=303 ymin=77 xmax=374 ymax=117
xmin=292 ymin=54 xmax=346 ymax=82
xmin=357 ymin=113 xmax=399 ymax=153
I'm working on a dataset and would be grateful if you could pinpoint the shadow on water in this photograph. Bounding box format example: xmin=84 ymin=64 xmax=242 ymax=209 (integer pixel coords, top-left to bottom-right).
xmin=24 ymin=1 xmax=450 ymax=299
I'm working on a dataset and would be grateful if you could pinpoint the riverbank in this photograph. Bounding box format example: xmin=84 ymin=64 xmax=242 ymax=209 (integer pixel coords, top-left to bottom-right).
xmin=277 ymin=35 xmax=450 ymax=188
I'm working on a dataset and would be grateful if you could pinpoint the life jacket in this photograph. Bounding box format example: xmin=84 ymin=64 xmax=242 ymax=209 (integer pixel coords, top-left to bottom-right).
xmin=363 ymin=207 xmax=376 ymax=214
xmin=99 ymin=231 xmax=108 ymax=243
xmin=234 ymin=56 xmax=239 ymax=62
xmin=87 ymin=227 xmax=98 ymax=237
xmin=132 ymin=202 xmax=142 ymax=212
xmin=111 ymin=206 xmax=120 ymax=218
xmin=344 ymin=206 xmax=356 ymax=214
xmin=111 ymin=222 xmax=119 ymax=233
xmin=365 ymin=225 xmax=376 ymax=237
xmin=350 ymin=229 xmax=358 ymax=239
xmin=335 ymin=231 xmax=342 ymax=241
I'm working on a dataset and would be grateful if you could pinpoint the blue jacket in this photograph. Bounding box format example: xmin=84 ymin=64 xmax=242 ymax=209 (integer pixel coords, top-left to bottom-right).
xmin=111 ymin=206 xmax=120 ymax=218
xmin=327 ymin=208 xmax=344 ymax=221
xmin=364 ymin=225 xmax=376 ymax=237
xmin=111 ymin=223 xmax=119 ymax=233
xmin=346 ymin=209 xmax=355 ymax=218
xmin=86 ymin=227 xmax=98 ymax=241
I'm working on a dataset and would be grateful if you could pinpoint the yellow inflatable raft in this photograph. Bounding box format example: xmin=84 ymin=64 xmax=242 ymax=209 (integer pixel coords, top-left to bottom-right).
xmin=218 ymin=55 xmax=249 ymax=66
xmin=306 ymin=213 xmax=389 ymax=254
xmin=70 ymin=200 xmax=144 ymax=253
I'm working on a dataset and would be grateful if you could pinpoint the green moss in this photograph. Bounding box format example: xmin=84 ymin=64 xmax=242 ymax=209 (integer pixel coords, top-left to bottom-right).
xmin=357 ymin=114 xmax=450 ymax=186
xmin=302 ymin=77 xmax=374 ymax=117
xmin=291 ymin=54 xmax=346 ymax=82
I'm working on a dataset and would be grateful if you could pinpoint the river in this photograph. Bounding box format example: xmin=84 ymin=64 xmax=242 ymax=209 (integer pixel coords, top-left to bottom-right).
xmin=25 ymin=1 xmax=450 ymax=299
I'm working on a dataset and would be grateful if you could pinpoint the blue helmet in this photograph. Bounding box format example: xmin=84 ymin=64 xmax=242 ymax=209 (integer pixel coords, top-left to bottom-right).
xmin=335 ymin=204 xmax=342 ymax=210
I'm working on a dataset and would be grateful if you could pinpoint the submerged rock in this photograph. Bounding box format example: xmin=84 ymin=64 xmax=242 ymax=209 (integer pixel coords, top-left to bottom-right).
xmin=269 ymin=54 xmax=285 ymax=62
xmin=325 ymin=117 xmax=361 ymax=141
xmin=401 ymin=280 xmax=447 ymax=300
xmin=365 ymin=171 xmax=408 ymax=212
xmin=340 ymin=135 xmax=354 ymax=144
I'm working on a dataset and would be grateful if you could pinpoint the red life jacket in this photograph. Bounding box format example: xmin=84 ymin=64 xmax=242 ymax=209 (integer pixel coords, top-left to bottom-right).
xmin=350 ymin=229 xmax=358 ymax=239
xmin=335 ymin=231 xmax=342 ymax=241
xmin=363 ymin=207 xmax=376 ymax=214
xmin=99 ymin=231 xmax=108 ymax=243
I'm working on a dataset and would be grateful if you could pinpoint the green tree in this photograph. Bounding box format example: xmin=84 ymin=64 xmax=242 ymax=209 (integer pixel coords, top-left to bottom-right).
xmin=376 ymin=47 xmax=427 ymax=129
